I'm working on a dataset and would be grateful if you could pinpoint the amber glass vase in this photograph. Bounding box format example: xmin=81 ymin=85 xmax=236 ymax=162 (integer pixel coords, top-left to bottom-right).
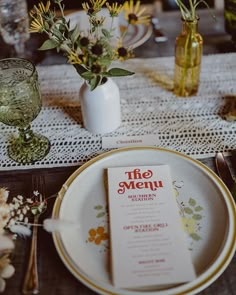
xmin=174 ymin=18 xmax=203 ymax=97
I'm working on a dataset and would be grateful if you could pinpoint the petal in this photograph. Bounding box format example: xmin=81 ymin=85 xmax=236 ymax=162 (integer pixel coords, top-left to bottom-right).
xmin=1 ymin=264 xmax=15 ymax=279
xmin=0 ymin=277 xmax=6 ymax=293
xmin=0 ymin=236 xmax=14 ymax=251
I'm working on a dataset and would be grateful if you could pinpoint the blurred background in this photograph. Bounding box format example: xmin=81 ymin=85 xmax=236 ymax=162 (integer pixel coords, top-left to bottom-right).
xmin=26 ymin=0 xmax=216 ymax=10
xmin=0 ymin=0 xmax=235 ymax=64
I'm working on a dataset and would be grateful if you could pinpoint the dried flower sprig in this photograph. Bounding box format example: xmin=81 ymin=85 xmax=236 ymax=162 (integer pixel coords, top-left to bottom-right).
xmin=0 ymin=188 xmax=48 ymax=293
xmin=0 ymin=187 xmax=82 ymax=293
xmin=29 ymin=0 xmax=150 ymax=90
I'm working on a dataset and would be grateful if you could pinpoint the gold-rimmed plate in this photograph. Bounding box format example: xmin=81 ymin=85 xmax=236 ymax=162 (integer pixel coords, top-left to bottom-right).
xmin=65 ymin=10 xmax=152 ymax=49
xmin=52 ymin=147 xmax=236 ymax=295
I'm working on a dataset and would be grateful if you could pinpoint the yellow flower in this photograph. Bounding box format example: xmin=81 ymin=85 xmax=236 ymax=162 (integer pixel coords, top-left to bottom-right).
xmin=123 ymin=0 xmax=150 ymax=25
xmin=67 ymin=51 xmax=84 ymax=65
xmin=114 ymin=40 xmax=133 ymax=61
xmin=37 ymin=1 xmax=51 ymax=14
xmin=106 ymin=2 xmax=123 ymax=17
xmin=29 ymin=16 xmax=44 ymax=33
xmin=82 ymin=0 xmax=107 ymax=15
xmin=29 ymin=1 xmax=51 ymax=33
xmin=181 ymin=217 xmax=196 ymax=235
xmin=91 ymin=16 xmax=106 ymax=27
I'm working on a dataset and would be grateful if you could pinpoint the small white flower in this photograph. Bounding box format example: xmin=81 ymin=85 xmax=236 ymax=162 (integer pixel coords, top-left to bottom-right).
xmin=0 ymin=276 xmax=6 ymax=293
xmin=33 ymin=191 xmax=40 ymax=196
xmin=26 ymin=199 xmax=33 ymax=204
xmin=17 ymin=195 xmax=23 ymax=200
xmin=0 ymin=235 xmax=14 ymax=251
xmin=0 ymin=254 xmax=15 ymax=293
xmin=19 ymin=214 xmax=24 ymax=221
xmin=22 ymin=207 xmax=27 ymax=215
xmin=24 ymin=217 xmax=29 ymax=224
xmin=9 ymin=203 xmax=14 ymax=210
xmin=0 ymin=264 xmax=15 ymax=279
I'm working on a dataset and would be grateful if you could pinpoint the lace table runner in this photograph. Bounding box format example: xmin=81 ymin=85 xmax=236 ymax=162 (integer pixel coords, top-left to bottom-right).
xmin=1 ymin=53 xmax=236 ymax=170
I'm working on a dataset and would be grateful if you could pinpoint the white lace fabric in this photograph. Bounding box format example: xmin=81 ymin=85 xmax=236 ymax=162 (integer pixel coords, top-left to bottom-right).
xmin=1 ymin=53 xmax=236 ymax=170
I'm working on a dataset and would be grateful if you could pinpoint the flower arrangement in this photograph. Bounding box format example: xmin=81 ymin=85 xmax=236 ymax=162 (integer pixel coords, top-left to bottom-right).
xmin=175 ymin=0 xmax=213 ymax=20
xmin=0 ymin=187 xmax=80 ymax=293
xmin=29 ymin=0 xmax=150 ymax=90
xmin=0 ymin=188 xmax=47 ymax=292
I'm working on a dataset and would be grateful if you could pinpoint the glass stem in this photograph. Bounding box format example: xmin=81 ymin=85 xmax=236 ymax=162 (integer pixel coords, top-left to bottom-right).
xmin=18 ymin=125 xmax=34 ymax=143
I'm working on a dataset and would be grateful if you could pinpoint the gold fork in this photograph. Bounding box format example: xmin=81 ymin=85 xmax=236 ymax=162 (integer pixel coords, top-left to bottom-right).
xmin=22 ymin=174 xmax=46 ymax=295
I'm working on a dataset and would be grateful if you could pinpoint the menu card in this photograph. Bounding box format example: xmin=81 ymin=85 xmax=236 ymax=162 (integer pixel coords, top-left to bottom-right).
xmin=107 ymin=165 xmax=196 ymax=288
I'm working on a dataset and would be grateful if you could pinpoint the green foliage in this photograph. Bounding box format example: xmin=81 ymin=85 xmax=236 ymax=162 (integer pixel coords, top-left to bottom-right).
xmin=184 ymin=207 xmax=193 ymax=214
xmin=189 ymin=198 xmax=196 ymax=206
xmin=29 ymin=0 xmax=138 ymax=90
xmin=38 ymin=39 xmax=58 ymax=50
xmin=175 ymin=0 xmax=213 ymax=20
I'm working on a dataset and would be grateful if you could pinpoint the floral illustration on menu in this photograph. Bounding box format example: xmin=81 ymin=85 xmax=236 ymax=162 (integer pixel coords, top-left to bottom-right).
xmin=86 ymin=204 xmax=109 ymax=252
xmin=86 ymin=180 xmax=204 ymax=254
xmin=173 ymin=181 xmax=204 ymax=249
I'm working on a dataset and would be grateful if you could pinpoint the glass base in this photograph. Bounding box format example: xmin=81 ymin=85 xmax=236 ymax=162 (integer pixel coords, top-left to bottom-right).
xmin=8 ymin=133 xmax=50 ymax=164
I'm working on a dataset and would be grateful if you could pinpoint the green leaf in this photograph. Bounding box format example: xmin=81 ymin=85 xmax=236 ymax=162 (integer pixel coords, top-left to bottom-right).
xmin=107 ymin=68 xmax=134 ymax=77
xmin=70 ymin=25 xmax=80 ymax=43
xmin=195 ymin=206 xmax=203 ymax=212
xmin=96 ymin=212 xmax=105 ymax=218
xmin=81 ymin=71 xmax=94 ymax=80
xmin=102 ymin=28 xmax=111 ymax=38
xmin=192 ymin=214 xmax=202 ymax=220
xmin=189 ymin=198 xmax=196 ymax=207
xmin=73 ymin=64 xmax=87 ymax=76
xmin=38 ymin=39 xmax=58 ymax=51
xmin=51 ymin=28 xmax=63 ymax=40
xmin=94 ymin=205 xmax=103 ymax=210
xmin=89 ymin=75 xmax=102 ymax=91
xmin=99 ymin=58 xmax=112 ymax=67
xmin=184 ymin=207 xmax=193 ymax=214
xmin=190 ymin=233 xmax=201 ymax=241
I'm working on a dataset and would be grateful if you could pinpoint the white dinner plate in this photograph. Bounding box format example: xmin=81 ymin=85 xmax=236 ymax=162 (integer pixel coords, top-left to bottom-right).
xmin=65 ymin=10 xmax=152 ymax=49
xmin=52 ymin=147 xmax=236 ymax=295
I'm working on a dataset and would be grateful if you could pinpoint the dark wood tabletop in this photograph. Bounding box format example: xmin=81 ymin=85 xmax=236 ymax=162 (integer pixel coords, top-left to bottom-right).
xmin=1 ymin=7 xmax=236 ymax=295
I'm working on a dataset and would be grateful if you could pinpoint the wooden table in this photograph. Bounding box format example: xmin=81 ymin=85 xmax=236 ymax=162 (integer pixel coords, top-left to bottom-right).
xmin=1 ymin=7 xmax=236 ymax=295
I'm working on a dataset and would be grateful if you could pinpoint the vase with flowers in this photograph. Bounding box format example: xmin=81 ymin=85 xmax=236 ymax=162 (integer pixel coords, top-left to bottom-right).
xmin=29 ymin=0 xmax=150 ymax=134
xmin=173 ymin=0 xmax=209 ymax=97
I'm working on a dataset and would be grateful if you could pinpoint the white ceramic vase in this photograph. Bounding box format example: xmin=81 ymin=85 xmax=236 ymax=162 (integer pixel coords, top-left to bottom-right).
xmin=79 ymin=78 xmax=121 ymax=134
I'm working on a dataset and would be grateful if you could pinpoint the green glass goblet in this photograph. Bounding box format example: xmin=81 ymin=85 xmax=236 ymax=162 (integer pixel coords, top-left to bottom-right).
xmin=0 ymin=58 xmax=50 ymax=163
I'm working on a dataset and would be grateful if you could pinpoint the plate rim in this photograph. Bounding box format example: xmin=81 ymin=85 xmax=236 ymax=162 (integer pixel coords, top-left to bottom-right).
xmin=64 ymin=10 xmax=152 ymax=49
xmin=52 ymin=146 xmax=236 ymax=295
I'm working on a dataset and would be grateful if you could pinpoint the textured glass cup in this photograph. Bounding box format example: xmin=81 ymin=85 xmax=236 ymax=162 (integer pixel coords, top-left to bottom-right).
xmin=0 ymin=58 xmax=50 ymax=163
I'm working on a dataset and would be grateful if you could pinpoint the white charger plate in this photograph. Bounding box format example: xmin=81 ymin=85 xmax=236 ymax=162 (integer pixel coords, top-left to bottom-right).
xmin=52 ymin=147 xmax=236 ymax=295
xmin=65 ymin=10 xmax=152 ymax=49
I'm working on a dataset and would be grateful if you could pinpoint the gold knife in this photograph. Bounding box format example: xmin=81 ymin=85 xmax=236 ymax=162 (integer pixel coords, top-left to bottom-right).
xmin=215 ymin=152 xmax=236 ymax=201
